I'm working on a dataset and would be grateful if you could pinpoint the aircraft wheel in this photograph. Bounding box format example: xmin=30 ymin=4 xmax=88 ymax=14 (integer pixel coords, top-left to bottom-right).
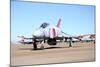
xmin=69 ymin=41 xmax=72 ymax=47
xmin=32 ymin=39 xmax=38 ymax=50
xmin=33 ymin=44 xmax=37 ymax=50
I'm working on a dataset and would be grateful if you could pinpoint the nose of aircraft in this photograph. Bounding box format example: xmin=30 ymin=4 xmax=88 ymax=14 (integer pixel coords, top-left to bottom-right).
xmin=33 ymin=29 xmax=44 ymax=37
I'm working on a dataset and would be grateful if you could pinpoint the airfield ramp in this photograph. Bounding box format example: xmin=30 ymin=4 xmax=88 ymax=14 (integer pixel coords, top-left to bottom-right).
xmin=11 ymin=42 xmax=95 ymax=66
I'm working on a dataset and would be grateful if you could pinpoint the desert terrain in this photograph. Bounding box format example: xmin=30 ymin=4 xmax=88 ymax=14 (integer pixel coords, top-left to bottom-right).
xmin=11 ymin=42 xmax=95 ymax=66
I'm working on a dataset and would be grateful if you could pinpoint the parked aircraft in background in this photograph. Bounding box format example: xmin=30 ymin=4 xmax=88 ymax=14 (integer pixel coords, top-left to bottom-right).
xmin=78 ymin=34 xmax=95 ymax=42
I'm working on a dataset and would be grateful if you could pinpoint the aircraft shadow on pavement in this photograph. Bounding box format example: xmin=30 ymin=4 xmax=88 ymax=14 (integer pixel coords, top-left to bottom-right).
xmin=18 ymin=47 xmax=70 ymax=51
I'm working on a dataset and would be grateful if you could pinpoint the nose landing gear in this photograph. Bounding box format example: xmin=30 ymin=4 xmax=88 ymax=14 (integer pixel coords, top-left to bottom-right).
xmin=32 ymin=38 xmax=45 ymax=50
xmin=32 ymin=38 xmax=38 ymax=50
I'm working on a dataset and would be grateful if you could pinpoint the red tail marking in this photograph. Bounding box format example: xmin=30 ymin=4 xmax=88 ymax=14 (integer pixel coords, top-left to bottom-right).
xmin=57 ymin=18 xmax=61 ymax=28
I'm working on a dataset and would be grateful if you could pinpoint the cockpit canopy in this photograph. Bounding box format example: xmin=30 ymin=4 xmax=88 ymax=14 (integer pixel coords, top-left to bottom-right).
xmin=40 ymin=22 xmax=49 ymax=28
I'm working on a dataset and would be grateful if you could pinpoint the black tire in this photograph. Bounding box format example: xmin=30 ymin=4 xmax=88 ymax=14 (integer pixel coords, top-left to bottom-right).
xmin=33 ymin=44 xmax=37 ymax=50
xmin=32 ymin=39 xmax=38 ymax=50
xmin=69 ymin=41 xmax=72 ymax=47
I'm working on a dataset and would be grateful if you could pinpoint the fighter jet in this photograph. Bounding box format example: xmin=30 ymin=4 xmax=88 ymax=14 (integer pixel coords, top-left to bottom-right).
xmin=18 ymin=18 xmax=79 ymax=50
xmin=78 ymin=34 xmax=95 ymax=42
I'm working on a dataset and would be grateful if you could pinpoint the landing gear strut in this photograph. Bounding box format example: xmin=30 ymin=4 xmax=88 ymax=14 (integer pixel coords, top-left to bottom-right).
xmin=69 ymin=37 xmax=72 ymax=47
xmin=32 ymin=38 xmax=38 ymax=50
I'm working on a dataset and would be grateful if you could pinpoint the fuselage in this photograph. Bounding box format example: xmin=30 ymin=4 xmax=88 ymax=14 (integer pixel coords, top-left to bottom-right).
xmin=33 ymin=24 xmax=62 ymax=39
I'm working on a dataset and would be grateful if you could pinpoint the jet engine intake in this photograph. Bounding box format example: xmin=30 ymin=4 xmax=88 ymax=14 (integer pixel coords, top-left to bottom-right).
xmin=47 ymin=38 xmax=57 ymax=45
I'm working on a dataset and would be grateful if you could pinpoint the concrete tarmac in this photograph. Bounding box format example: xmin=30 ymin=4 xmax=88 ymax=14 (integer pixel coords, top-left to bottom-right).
xmin=11 ymin=42 xmax=95 ymax=66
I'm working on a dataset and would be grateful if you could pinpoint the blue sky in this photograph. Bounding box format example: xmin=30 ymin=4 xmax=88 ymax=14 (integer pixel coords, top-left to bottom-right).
xmin=11 ymin=1 xmax=95 ymax=42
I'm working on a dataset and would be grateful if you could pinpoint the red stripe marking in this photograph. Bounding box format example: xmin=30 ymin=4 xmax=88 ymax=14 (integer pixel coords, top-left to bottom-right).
xmin=52 ymin=28 xmax=56 ymax=38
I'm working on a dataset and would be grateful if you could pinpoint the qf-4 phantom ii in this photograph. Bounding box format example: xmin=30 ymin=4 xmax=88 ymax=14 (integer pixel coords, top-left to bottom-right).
xmin=18 ymin=18 xmax=94 ymax=50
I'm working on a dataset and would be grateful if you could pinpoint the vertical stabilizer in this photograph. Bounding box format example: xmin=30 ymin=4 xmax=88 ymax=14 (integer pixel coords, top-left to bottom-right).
xmin=56 ymin=18 xmax=61 ymax=28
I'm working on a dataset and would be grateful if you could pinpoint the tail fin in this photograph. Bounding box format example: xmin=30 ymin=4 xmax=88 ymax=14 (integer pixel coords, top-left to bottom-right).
xmin=56 ymin=18 xmax=61 ymax=28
